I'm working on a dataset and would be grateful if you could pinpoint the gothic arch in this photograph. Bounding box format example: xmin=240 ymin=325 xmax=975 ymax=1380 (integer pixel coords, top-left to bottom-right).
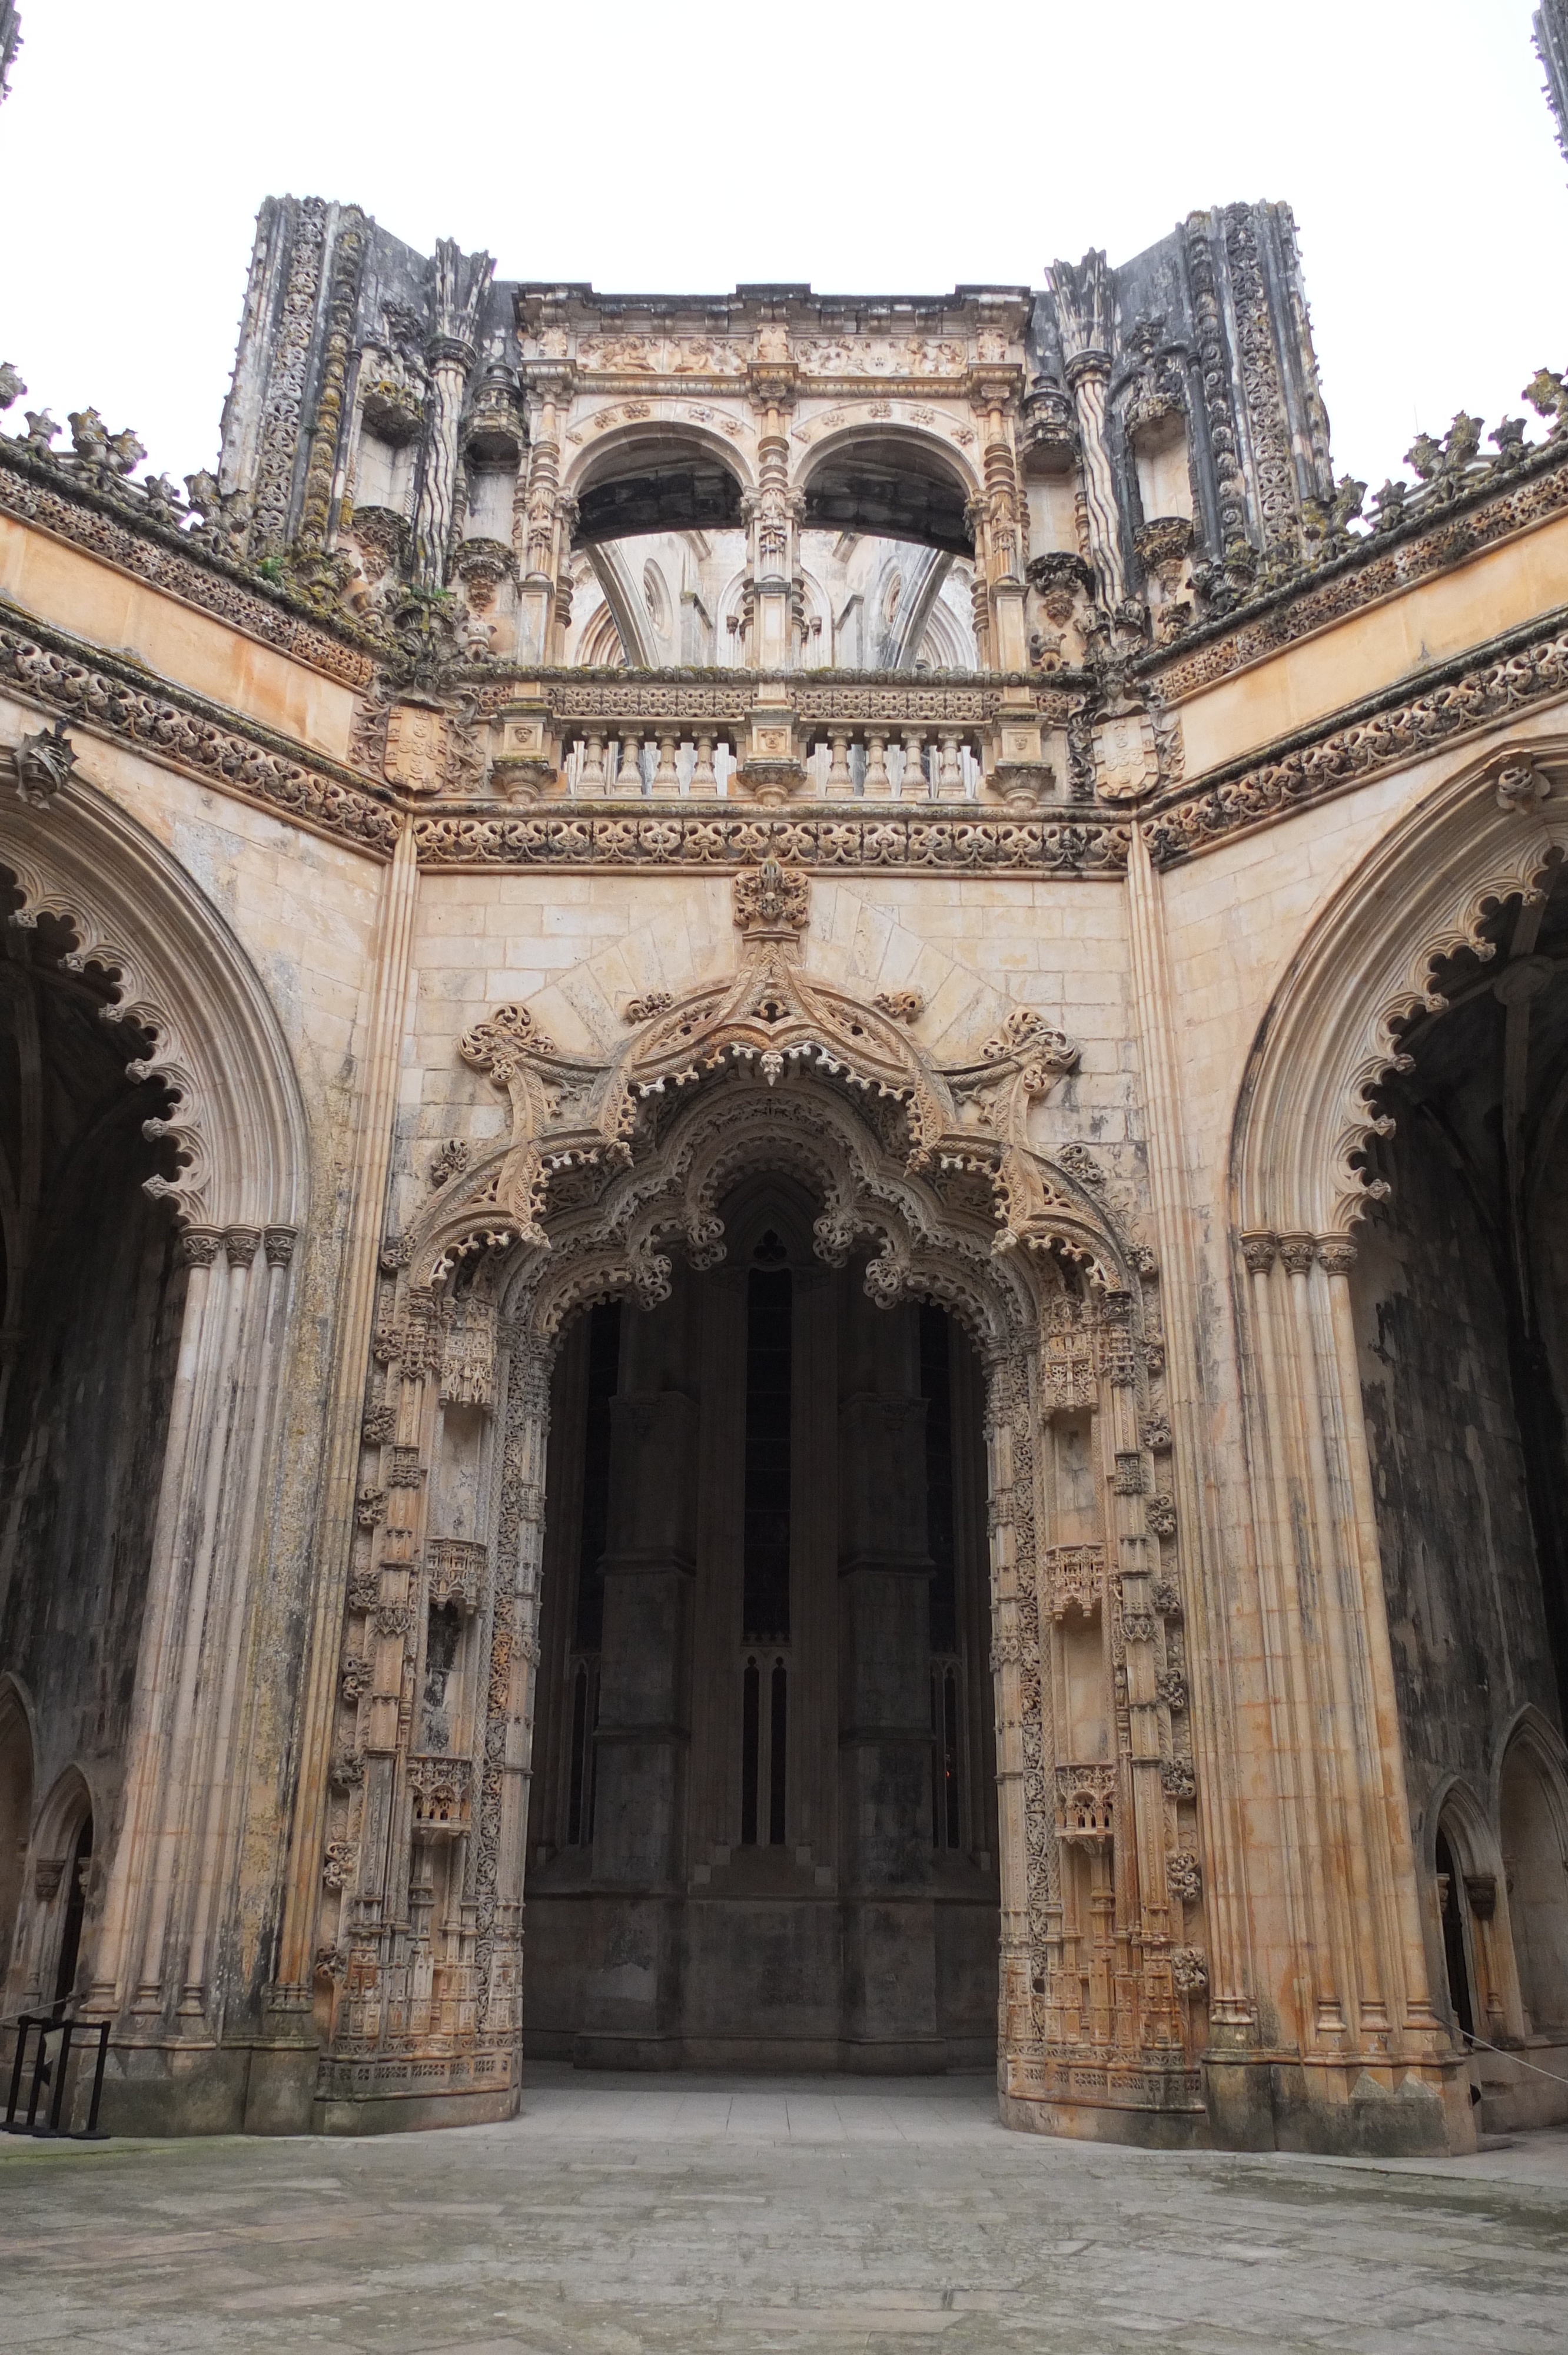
xmin=410 ymin=863 xmax=1119 ymax=1301
xmin=0 ymin=764 xmax=311 ymax=1230
xmin=1426 ymin=1772 xmax=1504 ymax=1883
xmin=576 ymin=596 xmax=629 ymax=670
xmin=583 ymin=543 xmax=655 ymax=666
xmin=0 ymin=1674 xmax=34 ymax=1991
xmin=18 ymin=1759 xmax=95 ymax=2009
xmin=1231 ymin=741 xmax=1568 ymax=1239
xmin=1497 ymin=1707 xmax=1568 ymax=2037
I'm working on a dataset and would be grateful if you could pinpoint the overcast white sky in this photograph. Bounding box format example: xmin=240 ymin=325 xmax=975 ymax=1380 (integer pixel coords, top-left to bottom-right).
xmin=0 ymin=1 xmax=1563 ymax=499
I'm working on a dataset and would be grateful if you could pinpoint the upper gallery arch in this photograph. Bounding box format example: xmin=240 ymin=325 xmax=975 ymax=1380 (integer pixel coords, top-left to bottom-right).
xmin=566 ymin=422 xmax=752 ymax=543
xmin=795 ymin=425 xmax=978 ymax=556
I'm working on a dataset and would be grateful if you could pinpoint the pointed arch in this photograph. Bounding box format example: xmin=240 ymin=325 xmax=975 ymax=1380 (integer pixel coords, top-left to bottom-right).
xmin=1231 ymin=740 xmax=1568 ymax=1240
xmin=0 ymin=1674 xmax=34 ymax=1992
xmin=1497 ymin=1707 xmax=1568 ymax=2038
xmin=0 ymin=765 xmax=310 ymax=1230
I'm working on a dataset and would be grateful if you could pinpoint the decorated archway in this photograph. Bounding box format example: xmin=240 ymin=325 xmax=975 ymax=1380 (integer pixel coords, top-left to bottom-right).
xmin=311 ymin=863 xmax=1211 ymax=2136
xmin=0 ymin=751 xmax=311 ymax=2109
xmin=1220 ymin=740 xmax=1568 ymax=2134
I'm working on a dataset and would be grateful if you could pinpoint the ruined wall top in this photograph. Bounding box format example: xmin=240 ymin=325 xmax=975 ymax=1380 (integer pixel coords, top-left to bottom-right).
xmin=211 ymin=194 xmax=1335 ymax=672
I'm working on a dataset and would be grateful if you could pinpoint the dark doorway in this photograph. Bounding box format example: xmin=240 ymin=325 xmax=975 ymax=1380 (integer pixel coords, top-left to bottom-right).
xmin=524 ymin=1196 xmax=998 ymax=2070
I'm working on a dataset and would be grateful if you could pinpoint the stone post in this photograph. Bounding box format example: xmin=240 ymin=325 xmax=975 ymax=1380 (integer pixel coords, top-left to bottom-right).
xmin=516 ymin=366 xmax=571 ymax=665
xmin=837 ymin=1282 xmax=940 ymax=2068
xmin=746 ymin=337 xmax=799 ymax=670
xmin=973 ymin=375 xmax=1030 ymax=672
xmin=577 ymin=1271 xmax=699 ymax=2065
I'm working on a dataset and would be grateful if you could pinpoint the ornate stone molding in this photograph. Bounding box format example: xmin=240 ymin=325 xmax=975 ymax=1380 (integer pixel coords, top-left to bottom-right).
xmin=0 ymin=774 xmax=310 ymax=1230
xmin=412 ymin=808 xmax=1129 ymax=876
xmin=0 ymin=446 xmax=379 ymax=688
xmin=405 ymin=864 xmax=1119 ymax=1291
xmin=0 ymin=611 xmax=398 ymax=857
xmin=1147 ymin=442 xmax=1568 ymax=704
xmin=1147 ymin=612 xmax=1568 ymax=867
xmin=1233 ymin=750 xmax=1568 ymax=1238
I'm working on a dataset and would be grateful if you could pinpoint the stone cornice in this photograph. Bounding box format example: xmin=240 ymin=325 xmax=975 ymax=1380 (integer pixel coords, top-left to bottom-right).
xmin=0 ymin=442 xmax=383 ymax=689
xmin=1142 ymin=439 xmax=1568 ymax=703
xmin=466 ymin=664 xmax=1085 ymax=699
xmin=410 ymin=806 xmax=1130 ymax=876
xmin=1145 ymin=603 xmax=1568 ymax=867
xmin=0 ymin=601 xmax=398 ymax=858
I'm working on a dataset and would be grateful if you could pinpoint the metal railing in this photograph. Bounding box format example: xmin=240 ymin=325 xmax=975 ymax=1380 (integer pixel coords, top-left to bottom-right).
xmin=2 ymin=2012 xmax=111 ymax=2140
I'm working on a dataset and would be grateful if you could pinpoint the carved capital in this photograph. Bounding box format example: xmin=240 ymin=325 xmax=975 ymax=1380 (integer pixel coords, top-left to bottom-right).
xmin=264 ymin=1225 xmax=298 ymax=1267
xmin=1240 ymin=1232 xmax=1278 ymax=1276
xmin=224 ymin=1225 xmax=261 ymax=1268
xmin=178 ymin=1226 xmax=223 ymax=1269
xmin=1316 ymin=1237 xmax=1358 ymax=1277
xmin=1064 ymin=347 xmax=1111 ymax=392
xmin=1277 ymin=1232 xmax=1317 ymax=1278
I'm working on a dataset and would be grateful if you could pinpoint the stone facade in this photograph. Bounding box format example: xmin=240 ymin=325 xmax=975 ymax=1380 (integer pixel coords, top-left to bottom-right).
xmin=1 ymin=164 xmax=1566 ymax=2160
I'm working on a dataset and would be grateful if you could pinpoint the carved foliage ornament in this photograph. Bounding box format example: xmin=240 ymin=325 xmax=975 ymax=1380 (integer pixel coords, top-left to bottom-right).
xmin=5 ymin=718 xmax=78 ymax=805
xmin=421 ymin=866 xmax=1108 ymax=1285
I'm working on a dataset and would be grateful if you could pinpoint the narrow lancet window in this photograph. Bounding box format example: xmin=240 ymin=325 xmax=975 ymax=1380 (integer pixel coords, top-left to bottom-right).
xmin=567 ymin=1660 xmax=599 ymax=1846
xmin=574 ymin=1301 xmax=621 ymax=1651
xmin=921 ymin=1305 xmax=956 ymax=1653
xmin=769 ymin=1657 xmax=788 ymax=1846
xmin=922 ymin=1305 xmax=962 ymax=1847
xmin=741 ymin=1656 xmax=761 ymax=1845
xmin=741 ymin=1242 xmax=792 ymax=1846
xmin=743 ymin=1253 xmax=792 ymax=1643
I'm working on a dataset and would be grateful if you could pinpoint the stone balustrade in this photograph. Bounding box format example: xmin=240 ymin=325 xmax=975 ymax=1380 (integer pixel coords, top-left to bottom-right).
xmin=491 ymin=672 xmax=1069 ymax=811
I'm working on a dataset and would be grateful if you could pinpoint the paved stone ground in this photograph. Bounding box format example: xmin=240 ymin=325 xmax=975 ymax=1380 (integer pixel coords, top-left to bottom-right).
xmin=3 ymin=2064 xmax=1567 ymax=2354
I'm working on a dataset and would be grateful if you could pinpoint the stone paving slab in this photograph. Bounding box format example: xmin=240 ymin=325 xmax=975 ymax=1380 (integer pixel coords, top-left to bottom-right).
xmin=1 ymin=2068 xmax=1566 ymax=2354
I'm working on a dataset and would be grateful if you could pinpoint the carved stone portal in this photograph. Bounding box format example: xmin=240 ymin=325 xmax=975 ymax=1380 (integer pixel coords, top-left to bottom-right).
xmin=314 ymin=865 xmax=1201 ymax=2134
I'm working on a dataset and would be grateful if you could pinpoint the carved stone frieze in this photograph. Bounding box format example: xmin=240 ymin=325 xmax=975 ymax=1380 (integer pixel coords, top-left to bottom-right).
xmin=1147 ymin=616 xmax=1568 ymax=865
xmin=0 ymin=448 xmax=379 ymax=686
xmin=411 ymin=808 xmax=1131 ymax=876
xmin=1149 ymin=441 xmax=1568 ymax=702
xmin=431 ymin=864 xmax=1103 ymax=1273
xmin=0 ymin=618 xmax=398 ymax=856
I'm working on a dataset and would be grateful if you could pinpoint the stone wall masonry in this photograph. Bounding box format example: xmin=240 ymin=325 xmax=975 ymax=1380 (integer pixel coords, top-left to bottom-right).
xmin=0 ymin=512 xmax=361 ymax=757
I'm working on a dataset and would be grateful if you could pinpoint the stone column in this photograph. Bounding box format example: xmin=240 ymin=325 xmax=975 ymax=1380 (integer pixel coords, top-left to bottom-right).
xmin=577 ymin=1272 xmax=699 ymax=2065
xmin=745 ymin=346 xmax=799 ymax=670
xmin=411 ymin=334 xmax=474 ymax=588
xmin=1123 ymin=823 xmax=1253 ymax=2049
xmin=411 ymin=241 xmax=494 ymax=589
xmin=974 ymin=377 xmax=1029 ymax=672
xmin=837 ymin=1281 xmax=940 ymax=2068
xmin=1316 ymin=1238 xmax=1447 ymax=2052
xmin=266 ymin=818 xmax=420 ymax=2074
xmin=1065 ymin=351 xmax=1125 ymax=612
xmin=516 ymin=368 xmax=570 ymax=665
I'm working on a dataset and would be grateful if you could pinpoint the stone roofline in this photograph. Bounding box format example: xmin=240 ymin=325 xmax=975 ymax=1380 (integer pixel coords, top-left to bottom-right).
xmin=512 ymin=284 xmax=1034 ymax=327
